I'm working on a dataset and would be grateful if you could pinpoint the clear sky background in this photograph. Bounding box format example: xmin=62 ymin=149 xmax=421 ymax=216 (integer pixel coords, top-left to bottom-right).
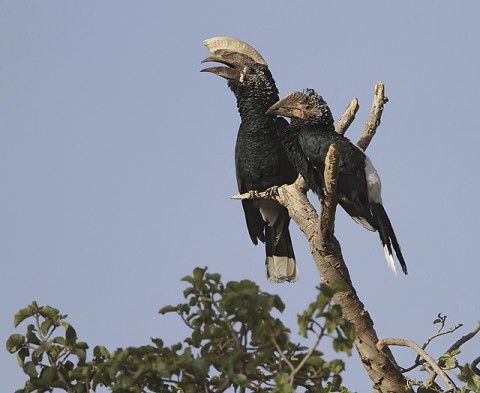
xmin=1 ymin=2 xmax=479 ymax=392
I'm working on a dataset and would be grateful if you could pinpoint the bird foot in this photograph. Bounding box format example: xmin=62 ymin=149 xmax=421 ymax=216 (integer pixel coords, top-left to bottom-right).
xmin=265 ymin=185 xmax=280 ymax=199
xmin=248 ymin=190 xmax=262 ymax=200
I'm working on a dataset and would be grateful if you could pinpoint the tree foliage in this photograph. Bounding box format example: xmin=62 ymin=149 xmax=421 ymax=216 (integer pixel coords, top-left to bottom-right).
xmin=7 ymin=267 xmax=355 ymax=393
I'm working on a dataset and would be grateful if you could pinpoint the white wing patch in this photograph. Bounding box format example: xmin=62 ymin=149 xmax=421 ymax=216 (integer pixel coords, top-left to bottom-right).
xmin=364 ymin=155 xmax=383 ymax=204
xmin=257 ymin=199 xmax=280 ymax=226
xmin=351 ymin=216 xmax=376 ymax=232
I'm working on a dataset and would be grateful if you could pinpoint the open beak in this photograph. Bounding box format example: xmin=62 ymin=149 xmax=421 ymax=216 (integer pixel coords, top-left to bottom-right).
xmin=200 ymin=50 xmax=253 ymax=82
xmin=266 ymin=92 xmax=307 ymax=118
xmin=200 ymin=65 xmax=241 ymax=80
xmin=200 ymin=53 xmax=242 ymax=80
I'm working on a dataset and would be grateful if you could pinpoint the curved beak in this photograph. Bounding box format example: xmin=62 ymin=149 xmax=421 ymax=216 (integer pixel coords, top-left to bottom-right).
xmin=266 ymin=92 xmax=306 ymax=118
xmin=200 ymin=51 xmax=253 ymax=82
xmin=200 ymin=66 xmax=241 ymax=80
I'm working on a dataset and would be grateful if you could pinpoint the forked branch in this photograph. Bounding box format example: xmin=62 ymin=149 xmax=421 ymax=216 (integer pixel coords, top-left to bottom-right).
xmin=377 ymin=338 xmax=456 ymax=391
xmin=425 ymin=322 xmax=480 ymax=386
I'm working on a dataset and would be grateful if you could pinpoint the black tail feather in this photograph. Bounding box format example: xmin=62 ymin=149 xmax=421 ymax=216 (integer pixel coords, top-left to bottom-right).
xmin=371 ymin=203 xmax=408 ymax=275
xmin=265 ymin=214 xmax=298 ymax=283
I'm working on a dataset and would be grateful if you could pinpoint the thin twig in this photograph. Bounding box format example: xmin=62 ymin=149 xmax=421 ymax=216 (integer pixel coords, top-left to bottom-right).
xmin=377 ymin=338 xmax=457 ymax=391
xmin=200 ymin=296 xmax=241 ymax=348
xmin=336 ymin=98 xmax=359 ymax=135
xmin=426 ymin=322 xmax=480 ymax=386
xmin=35 ymin=313 xmax=74 ymax=393
xmin=402 ymin=323 xmax=463 ymax=373
xmin=289 ymin=330 xmax=324 ymax=385
xmin=357 ymin=82 xmax=389 ymax=151
xmin=271 ymin=335 xmax=295 ymax=373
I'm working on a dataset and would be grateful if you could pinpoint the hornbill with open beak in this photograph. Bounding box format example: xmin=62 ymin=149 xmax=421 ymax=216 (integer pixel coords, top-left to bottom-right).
xmin=267 ymin=89 xmax=407 ymax=275
xmin=201 ymin=37 xmax=299 ymax=283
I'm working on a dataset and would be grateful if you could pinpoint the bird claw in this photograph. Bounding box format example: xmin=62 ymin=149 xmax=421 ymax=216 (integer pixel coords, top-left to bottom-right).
xmin=265 ymin=186 xmax=280 ymax=199
xmin=248 ymin=190 xmax=262 ymax=200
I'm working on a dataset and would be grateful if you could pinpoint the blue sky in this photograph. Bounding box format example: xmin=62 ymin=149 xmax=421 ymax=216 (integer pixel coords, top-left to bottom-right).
xmin=1 ymin=2 xmax=479 ymax=391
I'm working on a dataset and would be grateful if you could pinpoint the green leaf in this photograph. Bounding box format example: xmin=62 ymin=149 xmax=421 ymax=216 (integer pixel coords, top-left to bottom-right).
xmin=17 ymin=347 xmax=30 ymax=367
xmin=75 ymin=348 xmax=87 ymax=365
xmin=93 ymin=345 xmax=110 ymax=359
xmin=63 ymin=323 xmax=77 ymax=344
xmin=193 ymin=267 xmax=206 ymax=281
xmin=205 ymin=272 xmax=221 ymax=284
xmin=159 ymin=305 xmax=177 ymax=314
xmin=26 ymin=328 xmax=41 ymax=346
xmin=191 ymin=358 xmax=210 ymax=379
xmin=40 ymin=366 xmax=57 ymax=384
xmin=53 ymin=336 xmax=66 ymax=346
xmin=40 ymin=306 xmax=61 ymax=321
xmin=75 ymin=341 xmax=88 ymax=350
xmin=151 ymin=338 xmax=163 ymax=349
xmin=32 ymin=341 xmax=52 ymax=359
xmin=40 ymin=319 xmax=53 ymax=336
xmin=450 ymin=349 xmax=461 ymax=356
xmin=23 ymin=361 xmax=38 ymax=378
xmin=445 ymin=356 xmax=456 ymax=369
xmin=14 ymin=307 xmax=34 ymax=328
xmin=6 ymin=334 xmax=25 ymax=353
xmin=181 ymin=274 xmax=194 ymax=284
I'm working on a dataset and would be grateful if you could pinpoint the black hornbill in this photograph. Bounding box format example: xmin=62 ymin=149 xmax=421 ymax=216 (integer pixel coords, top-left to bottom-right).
xmin=267 ymin=89 xmax=407 ymax=275
xmin=201 ymin=37 xmax=299 ymax=283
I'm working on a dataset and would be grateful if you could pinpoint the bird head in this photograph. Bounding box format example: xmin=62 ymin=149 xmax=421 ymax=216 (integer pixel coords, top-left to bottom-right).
xmin=266 ymin=89 xmax=335 ymax=129
xmin=200 ymin=37 xmax=276 ymax=96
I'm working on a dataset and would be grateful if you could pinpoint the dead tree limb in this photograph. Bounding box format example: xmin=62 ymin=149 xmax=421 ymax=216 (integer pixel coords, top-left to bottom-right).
xmin=232 ymin=81 xmax=412 ymax=393
xmin=357 ymin=82 xmax=389 ymax=151
xmin=336 ymin=98 xmax=359 ymax=135
xmin=377 ymin=338 xmax=457 ymax=391
xmin=472 ymin=355 xmax=480 ymax=376
xmin=425 ymin=322 xmax=480 ymax=386
xmin=402 ymin=316 xmax=463 ymax=373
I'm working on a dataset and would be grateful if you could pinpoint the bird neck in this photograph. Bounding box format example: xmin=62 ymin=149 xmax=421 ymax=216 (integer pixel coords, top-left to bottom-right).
xmin=236 ymin=90 xmax=279 ymax=126
xmin=295 ymin=117 xmax=335 ymax=133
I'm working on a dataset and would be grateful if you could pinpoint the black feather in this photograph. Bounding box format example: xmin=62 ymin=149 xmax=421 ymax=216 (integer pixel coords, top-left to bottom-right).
xmin=272 ymin=89 xmax=407 ymax=274
xmin=203 ymin=42 xmax=298 ymax=282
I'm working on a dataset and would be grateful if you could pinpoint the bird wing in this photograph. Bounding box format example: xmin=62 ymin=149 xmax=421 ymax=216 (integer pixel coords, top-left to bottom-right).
xmin=298 ymin=130 xmax=376 ymax=230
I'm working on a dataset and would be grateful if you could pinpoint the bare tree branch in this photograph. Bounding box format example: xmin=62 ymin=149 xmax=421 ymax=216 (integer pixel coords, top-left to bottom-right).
xmin=289 ymin=330 xmax=323 ymax=385
xmin=426 ymin=322 xmax=480 ymax=386
xmin=357 ymin=82 xmax=389 ymax=151
xmin=471 ymin=355 xmax=480 ymax=376
xmin=444 ymin=322 xmax=480 ymax=353
xmin=271 ymin=335 xmax=295 ymax=373
xmin=377 ymin=338 xmax=457 ymax=391
xmin=319 ymin=145 xmax=339 ymax=240
xmin=336 ymin=98 xmax=359 ymax=135
xmin=403 ymin=319 xmax=463 ymax=373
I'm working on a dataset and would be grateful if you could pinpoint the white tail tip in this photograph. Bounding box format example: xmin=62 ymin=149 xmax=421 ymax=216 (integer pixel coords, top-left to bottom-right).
xmin=265 ymin=256 xmax=299 ymax=283
xmin=383 ymin=245 xmax=397 ymax=275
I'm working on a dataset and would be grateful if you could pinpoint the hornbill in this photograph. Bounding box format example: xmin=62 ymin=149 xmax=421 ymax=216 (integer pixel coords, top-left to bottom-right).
xmin=267 ymin=89 xmax=407 ymax=275
xmin=201 ymin=37 xmax=299 ymax=283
